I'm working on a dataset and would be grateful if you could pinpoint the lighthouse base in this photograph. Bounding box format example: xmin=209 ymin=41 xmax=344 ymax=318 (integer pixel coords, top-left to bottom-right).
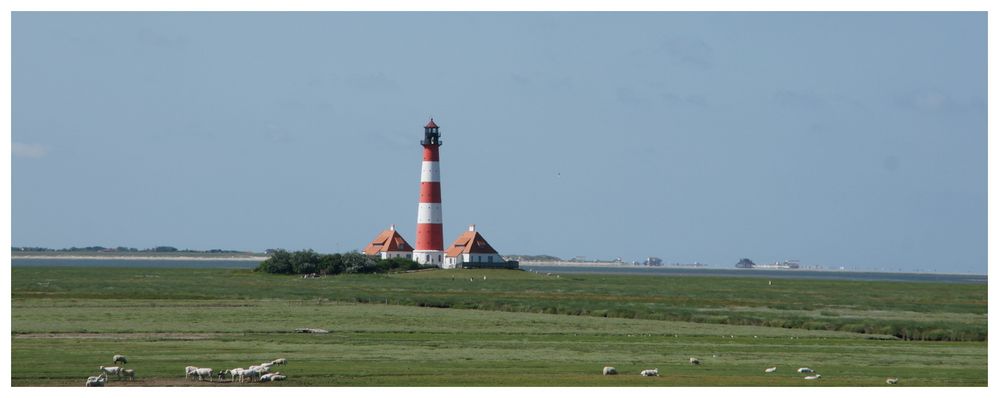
xmin=413 ymin=250 xmax=444 ymax=267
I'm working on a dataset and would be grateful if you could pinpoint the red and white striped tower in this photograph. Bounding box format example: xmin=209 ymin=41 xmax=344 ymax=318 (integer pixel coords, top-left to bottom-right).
xmin=413 ymin=118 xmax=444 ymax=266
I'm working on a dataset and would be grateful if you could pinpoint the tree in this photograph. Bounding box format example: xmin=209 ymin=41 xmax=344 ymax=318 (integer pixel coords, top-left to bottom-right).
xmin=257 ymin=249 xmax=294 ymax=274
xmin=291 ymin=249 xmax=320 ymax=274
xmin=735 ymin=258 xmax=755 ymax=268
xmin=318 ymin=253 xmax=345 ymax=275
xmin=342 ymin=252 xmax=377 ymax=274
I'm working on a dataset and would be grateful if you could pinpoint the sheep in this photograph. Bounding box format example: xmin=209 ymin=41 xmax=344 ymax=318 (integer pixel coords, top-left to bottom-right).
xmin=886 ymin=377 xmax=899 ymax=385
xmin=228 ymin=368 xmax=245 ymax=382
xmin=272 ymin=358 xmax=287 ymax=365
xmin=260 ymin=372 xmax=283 ymax=382
xmin=689 ymin=357 xmax=701 ymax=365
xmin=765 ymin=367 xmax=777 ymax=373
xmin=99 ymin=365 xmax=123 ymax=379
xmin=190 ymin=367 xmax=213 ymax=382
xmin=122 ymin=368 xmax=136 ymax=381
xmin=112 ymin=354 xmax=128 ymax=365
xmin=602 ymin=366 xmax=617 ymax=375
xmin=85 ymin=374 xmax=106 ymax=387
xmin=797 ymin=367 xmax=815 ymax=373
xmin=240 ymin=368 xmax=260 ymax=383
xmin=270 ymin=374 xmax=287 ymax=382
xmin=804 ymin=374 xmax=821 ymax=380
xmin=185 ymin=366 xmax=198 ymax=380
xmin=640 ymin=368 xmax=660 ymax=377
xmin=249 ymin=364 xmax=272 ymax=374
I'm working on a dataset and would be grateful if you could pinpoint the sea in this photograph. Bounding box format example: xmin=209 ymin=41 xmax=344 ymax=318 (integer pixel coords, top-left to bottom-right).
xmin=9 ymin=257 xmax=987 ymax=284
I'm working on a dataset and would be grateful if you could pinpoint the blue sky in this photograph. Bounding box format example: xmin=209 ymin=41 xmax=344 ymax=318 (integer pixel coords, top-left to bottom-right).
xmin=10 ymin=12 xmax=987 ymax=273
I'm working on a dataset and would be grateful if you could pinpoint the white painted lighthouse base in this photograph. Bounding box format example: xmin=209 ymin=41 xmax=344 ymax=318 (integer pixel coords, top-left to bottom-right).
xmin=413 ymin=250 xmax=444 ymax=267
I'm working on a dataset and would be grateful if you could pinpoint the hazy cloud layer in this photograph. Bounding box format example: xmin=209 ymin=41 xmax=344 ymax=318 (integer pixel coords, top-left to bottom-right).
xmin=12 ymin=142 xmax=48 ymax=158
xmin=662 ymin=36 xmax=714 ymax=70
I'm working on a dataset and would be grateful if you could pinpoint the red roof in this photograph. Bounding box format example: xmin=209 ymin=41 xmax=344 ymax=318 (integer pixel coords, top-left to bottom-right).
xmin=445 ymin=230 xmax=499 ymax=257
xmin=363 ymin=227 xmax=414 ymax=255
xmin=425 ymin=118 xmax=438 ymax=129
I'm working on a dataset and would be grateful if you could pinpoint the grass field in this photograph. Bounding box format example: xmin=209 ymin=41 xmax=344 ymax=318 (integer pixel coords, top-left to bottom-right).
xmin=9 ymin=267 xmax=987 ymax=386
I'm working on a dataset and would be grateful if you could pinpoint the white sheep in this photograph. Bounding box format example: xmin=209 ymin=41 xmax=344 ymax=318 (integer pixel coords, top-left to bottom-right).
xmin=190 ymin=367 xmax=213 ymax=382
xmin=272 ymin=358 xmax=287 ymax=365
xmin=112 ymin=354 xmax=128 ymax=365
xmin=85 ymin=374 xmax=106 ymax=387
xmin=765 ymin=367 xmax=777 ymax=373
xmin=886 ymin=377 xmax=899 ymax=385
xmin=221 ymin=368 xmax=243 ymax=382
xmin=797 ymin=367 xmax=815 ymax=373
xmin=122 ymin=368 xmax=135 ymax=381
xmin=270 ymin=374 xmax=287 ymax=381
xmin=250 ymin=363 xmax=272 ymax=373
xmin=602 ymin=366 xmax=617 ymax=375
xmin=99 ymin=365 xmax=123 ymax=379
xmin=640 ymin=368 xmax=660 ymax=377
xmin=240 ymin=368 xmax=260 ymax=383
xmin=804 ymin=374 xmax=821 ymax=380
xmin=260 ymin=372 xmax=283 ymax=382
xmin=689 ymin=357 xmax=701 ymax=365
xmin=185 ymin=366 xmax=198 ymax=379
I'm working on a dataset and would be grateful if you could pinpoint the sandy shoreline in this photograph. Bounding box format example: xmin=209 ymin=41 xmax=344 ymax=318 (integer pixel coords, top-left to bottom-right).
xmin=518 ymin=260 xmax=711 ymax=269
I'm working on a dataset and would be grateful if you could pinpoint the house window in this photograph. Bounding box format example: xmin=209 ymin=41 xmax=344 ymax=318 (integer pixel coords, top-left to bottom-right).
xmin=488 ymin=255 xmax=493 ymax=263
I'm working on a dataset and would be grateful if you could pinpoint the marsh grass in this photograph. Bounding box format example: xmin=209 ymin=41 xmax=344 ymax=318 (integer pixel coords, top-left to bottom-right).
xmin=12 ymin=267 xmax=986 ymax=341
xmin=9 ymin=266 xmax=987 ymax=386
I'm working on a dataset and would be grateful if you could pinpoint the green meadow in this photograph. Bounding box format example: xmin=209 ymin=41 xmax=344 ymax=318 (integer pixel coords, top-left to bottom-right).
xmin=10 ymin=267 xmax=987 ymax=386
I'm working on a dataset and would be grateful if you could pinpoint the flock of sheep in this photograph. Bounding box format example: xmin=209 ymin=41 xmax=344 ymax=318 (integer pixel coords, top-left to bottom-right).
xmin=85 ymin=354 xmax=290 ymax=386
xmin=602 ymin=357 xmax=901 ymax=384
xmin=87 ymin=355 xmax=134 ymax=386
xmin=87 ymin=352 xmax=901 ymax=386
xmin=186 ymin=357 xmax=289 ymax=383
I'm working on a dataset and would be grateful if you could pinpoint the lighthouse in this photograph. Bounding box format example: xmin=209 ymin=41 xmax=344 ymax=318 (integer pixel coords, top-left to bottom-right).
xmin=413 ymin=118 xmax=444 ymax=266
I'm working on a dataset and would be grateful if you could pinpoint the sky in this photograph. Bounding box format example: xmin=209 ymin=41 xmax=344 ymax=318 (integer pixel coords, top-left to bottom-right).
xmin=9 ymin=12 xmax=988 ymax=273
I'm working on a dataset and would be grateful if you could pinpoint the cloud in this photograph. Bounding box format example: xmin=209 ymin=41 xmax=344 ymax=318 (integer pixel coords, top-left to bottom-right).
xmin=661 ymin=92 xmax=709 ymax=109
xmin=616 ymin=87 xmax=652 ymax=109
xmin=894 ymin=89 xmax=957 ymax=113
xmin=662 ymin=37 xmax=714 ymax=70
xmin=894 ymin=89 xmax=986 ymax=114
xmin=773 ymin=89 xmax=826 ymax=110
xmin=510 ymin=73 xmax=532 ymax=86
xmin=12 ymin=142 xmax=48 ymax=158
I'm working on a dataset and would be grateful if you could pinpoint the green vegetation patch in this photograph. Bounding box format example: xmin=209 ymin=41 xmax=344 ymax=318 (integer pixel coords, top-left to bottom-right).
xmin=12 ymin=267 xmax=985 ymax=341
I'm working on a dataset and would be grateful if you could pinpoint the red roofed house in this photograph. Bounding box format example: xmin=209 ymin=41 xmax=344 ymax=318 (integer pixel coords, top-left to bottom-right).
xmin=443 ymin=225 xmax=514 ymax=269
xmin=362 ymin=225 xmax=415 ymax=259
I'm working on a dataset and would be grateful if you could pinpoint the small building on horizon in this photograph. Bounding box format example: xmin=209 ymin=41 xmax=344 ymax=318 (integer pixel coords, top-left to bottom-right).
xmin=442 ymin=225 xmax=517 ymax=269
xmin=362 ymin=225 xmax=414 ymax=259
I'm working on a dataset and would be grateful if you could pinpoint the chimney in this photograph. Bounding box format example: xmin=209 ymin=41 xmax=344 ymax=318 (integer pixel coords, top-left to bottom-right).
xmin=469 ymin=224 xmax=476 ymax=232
xmin=390 ymin=224 xmax=396 ymax=231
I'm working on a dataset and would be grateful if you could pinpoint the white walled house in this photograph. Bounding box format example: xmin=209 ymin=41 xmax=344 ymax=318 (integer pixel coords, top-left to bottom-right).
xmin=443 ymin=225 xmax=515 ymax=269
xmin=362 ymin=225 xmax=414 ymax=259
